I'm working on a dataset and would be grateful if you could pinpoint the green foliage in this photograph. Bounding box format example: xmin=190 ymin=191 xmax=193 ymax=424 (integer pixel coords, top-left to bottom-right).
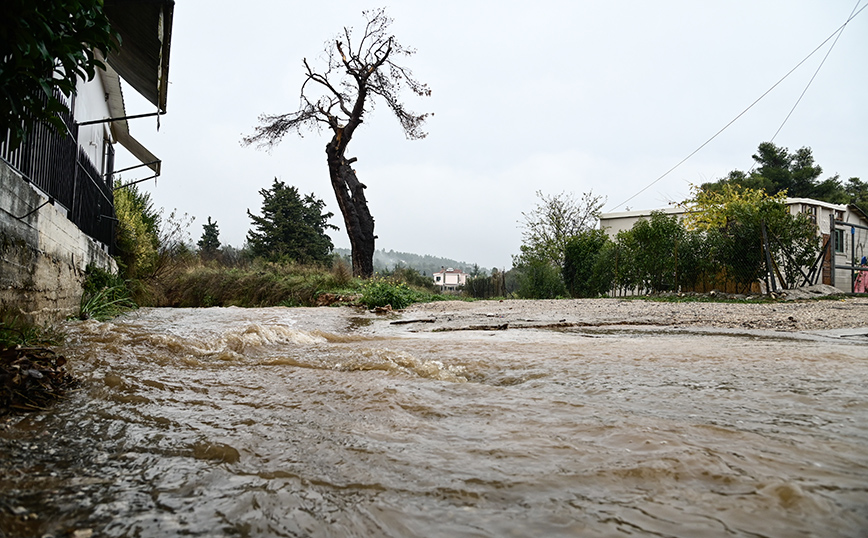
xmin=844 ymin=177 xmax=868 ymax=213
xmin=113 ymin=182 xmax=194 ymax=304
xmin=78 ymin=265 xmax=136 ymax=321
xmin=622 ymin=212 xmax=687 ymax=292
xmin=562 ymin=229 xmax=615 ymax=297
xmin=0 ymin=312 xmax=65 ymax=350
xmin=683 ymin=184 xmax=820 ymax=290
xmin=700 ymin=142 xmax=864 ymax=207
xmin=377 ymin=266 xmax=435 ymax=291
xmin=359 ymin=279 xmax=421 ymax=310
xmin=197 ymin=217 xmax=221 ymax=256
xmin=79 ymin=285 xmax=137 ymax=321
xmin=0 ymin=0 xmax=119 ymax=148
xmin=247 ymin=179 xmax=337 ymax=264
xmin=516 ymin=190 xmax=605 ymax=268
xmin=514 ymin=260 xmax=567 ymax=299
xmin=114 ymin=181 xmax=160 ymax=280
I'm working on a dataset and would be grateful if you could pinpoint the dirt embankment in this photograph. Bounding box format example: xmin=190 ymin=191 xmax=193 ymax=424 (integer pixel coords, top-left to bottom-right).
xmin=389 ymin=292 xmax=868 ymax=334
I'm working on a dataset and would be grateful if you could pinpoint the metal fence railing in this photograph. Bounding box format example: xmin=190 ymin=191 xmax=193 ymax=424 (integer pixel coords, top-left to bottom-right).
xmin=831 ymin=215 xmax=868 ymax=293
xmin=1 ymin=92 xmax=115 ymax=250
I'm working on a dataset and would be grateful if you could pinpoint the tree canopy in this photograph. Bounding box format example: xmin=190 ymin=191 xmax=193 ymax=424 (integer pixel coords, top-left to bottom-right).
xmin=700 ymin=142 xmax=866 ymax=210
xmin=0 ymin=0 xmax=119 ymax=149
xmin=246 ymin=179 xmax=337 ymax=264
xmin=243 ymin=8 xmax=431 ymax=278
xmin=682 ymin=184 xmax=820 ymax=289
xmin=197 ymin=217 xmax=221 ymax=256
xmin=515 ymin=190 xmax=605 ymax=268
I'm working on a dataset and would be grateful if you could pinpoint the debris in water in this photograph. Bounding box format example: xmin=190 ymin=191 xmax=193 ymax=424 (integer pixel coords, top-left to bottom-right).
xmin=0 ymin=346 xmax=79 ymax=415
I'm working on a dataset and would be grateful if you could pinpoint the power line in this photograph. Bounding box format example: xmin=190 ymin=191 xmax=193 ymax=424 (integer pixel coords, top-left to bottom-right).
xmin=606 ymin=2 xmax=866 ymax=212
xmin=768 ymin=0 xmax=863 ymax=145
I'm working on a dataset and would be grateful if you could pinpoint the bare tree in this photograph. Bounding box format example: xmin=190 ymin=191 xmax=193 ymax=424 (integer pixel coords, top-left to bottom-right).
xmin=242 ymin=8 xmax=431 ymax=277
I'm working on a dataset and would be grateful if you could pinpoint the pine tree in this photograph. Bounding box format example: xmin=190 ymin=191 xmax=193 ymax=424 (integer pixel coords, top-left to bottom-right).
xmin=197 ymin=217 xmax=221 ymax=256
xmin=246 ymin=179 xmax=337 ymax=264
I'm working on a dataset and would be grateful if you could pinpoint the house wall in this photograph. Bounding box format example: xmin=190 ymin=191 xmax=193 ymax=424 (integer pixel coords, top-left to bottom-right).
xmin=1 ymin=162 xmax=116 ymax=323
xmin=788 ymin=198 xmax=867 ymax=289
xmin=599 ymin=207 xmax=684 ymax=237
xmin=433 ymin=270 xmax=467 ymax=291
xmin=74 ymin=75 xmax=112 ymax=178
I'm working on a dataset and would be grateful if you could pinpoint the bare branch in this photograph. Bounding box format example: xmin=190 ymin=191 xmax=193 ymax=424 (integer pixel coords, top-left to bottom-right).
xmin=243 ymin=7 xmax=429 ymax=149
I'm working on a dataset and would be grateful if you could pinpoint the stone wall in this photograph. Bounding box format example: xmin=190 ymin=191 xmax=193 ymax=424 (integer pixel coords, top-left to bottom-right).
xmin=1 ymin=161 xmax=116 ymax=323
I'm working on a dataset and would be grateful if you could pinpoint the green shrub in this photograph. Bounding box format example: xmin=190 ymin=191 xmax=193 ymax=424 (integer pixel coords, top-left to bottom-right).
xmin=515 ymin=260 xmax=567 ymax=299
xmin=359 ymin=279 xmax=420 ymax=310
xmin=79 ymin=265 xmax=137 ymax=321
xmin=562 ymin=229 xmax=614 ymax=298
xmin=0 ymin=312 xmax=65 ymax=349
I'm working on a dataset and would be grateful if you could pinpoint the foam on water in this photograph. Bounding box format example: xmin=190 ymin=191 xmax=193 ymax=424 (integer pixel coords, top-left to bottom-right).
xmin=1 ymin=306 xmax=866 ymax=537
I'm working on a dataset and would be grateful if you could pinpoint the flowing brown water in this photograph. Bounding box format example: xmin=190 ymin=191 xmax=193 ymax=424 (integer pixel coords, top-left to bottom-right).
xmin=1 ymin=306 xmax=867 ymax=537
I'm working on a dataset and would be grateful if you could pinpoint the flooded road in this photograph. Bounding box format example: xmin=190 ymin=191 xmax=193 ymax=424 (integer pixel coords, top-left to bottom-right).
xmin=2 ymin=306 xmax=867 ymax=537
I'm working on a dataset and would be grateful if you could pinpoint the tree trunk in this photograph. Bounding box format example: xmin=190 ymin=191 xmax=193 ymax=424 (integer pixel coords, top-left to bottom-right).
xmin=326 ymin=138 xmax=375 ymax=278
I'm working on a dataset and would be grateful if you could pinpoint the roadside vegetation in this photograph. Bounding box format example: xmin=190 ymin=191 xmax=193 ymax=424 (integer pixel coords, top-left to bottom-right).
xmin=94 ymin=140 xmax=860 ymax=315
xmin=102 ymin=180 xmax=453 ymax=312
xmin=491 ymin=141 xmax=862 ymax=301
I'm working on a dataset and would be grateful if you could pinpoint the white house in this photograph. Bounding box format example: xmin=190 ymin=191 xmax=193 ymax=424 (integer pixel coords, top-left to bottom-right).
xmin=599 ymin=198 xmax=868 ymax=292
xmin=0 ymin=0 xmax=174 ymax=321
xmin=433 ymin=267 xmax=468 ymax=292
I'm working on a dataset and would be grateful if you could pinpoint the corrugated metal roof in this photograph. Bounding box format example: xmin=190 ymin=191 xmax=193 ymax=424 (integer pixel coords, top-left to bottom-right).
xmin=98 ymin=63 xmax=161 ymax=174
xmin=104 ymin=0 xmax=174 ymax=113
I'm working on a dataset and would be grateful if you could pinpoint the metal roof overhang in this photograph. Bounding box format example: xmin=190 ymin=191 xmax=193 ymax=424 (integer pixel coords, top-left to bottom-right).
xmin=99 ymin=64 xmax=161 ymax=175
xmin=104 ymin=0 xmax=174 ymax=113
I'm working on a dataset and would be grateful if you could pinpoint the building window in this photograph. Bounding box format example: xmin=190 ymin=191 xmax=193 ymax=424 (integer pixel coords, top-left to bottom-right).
xmin=835 ymin=229 xmax=845 ymax=253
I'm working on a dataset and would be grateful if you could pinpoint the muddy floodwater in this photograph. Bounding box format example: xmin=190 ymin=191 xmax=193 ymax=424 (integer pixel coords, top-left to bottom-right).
xmin=2 ymin=305 xmax=867 ymax=537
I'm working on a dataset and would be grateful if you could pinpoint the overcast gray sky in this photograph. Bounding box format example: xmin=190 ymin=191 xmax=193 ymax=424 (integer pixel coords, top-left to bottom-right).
xmin=115 ymin=0 xmax=868 ymax=270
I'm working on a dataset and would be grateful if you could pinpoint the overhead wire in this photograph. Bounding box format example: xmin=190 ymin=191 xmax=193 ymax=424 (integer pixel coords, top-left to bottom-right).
xmin=606 ymin=2 xmax=866 ymax=212
xmin=767 ymin=0 xmax=863 ymax=145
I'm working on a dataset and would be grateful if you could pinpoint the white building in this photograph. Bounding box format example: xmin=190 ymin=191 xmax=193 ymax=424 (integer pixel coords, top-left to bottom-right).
xmin=0 ymin=0 xmax=174 ymax=321
xmin=599 ymin=198 xmax=868 ymax=292
xmin=433 ymin=267 xmax=468 ymax=292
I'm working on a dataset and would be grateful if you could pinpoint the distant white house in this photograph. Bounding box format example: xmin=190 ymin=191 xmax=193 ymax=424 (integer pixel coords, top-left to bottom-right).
xmin=599 ymin=198 xmax=868 ymax=292
xmin=433 ymin=267 xmax=467 ymax=292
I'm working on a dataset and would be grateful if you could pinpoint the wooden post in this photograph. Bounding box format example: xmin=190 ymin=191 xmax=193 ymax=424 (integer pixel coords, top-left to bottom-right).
xmin=829 ymin=214 xmax=836 ymax=289
xmin=761 ymin=220 xmax=777 ymax=293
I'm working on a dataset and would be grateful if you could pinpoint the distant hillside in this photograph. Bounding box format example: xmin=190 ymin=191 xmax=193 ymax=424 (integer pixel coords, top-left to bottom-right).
xmin=334 ymin=248 xmax=487 ymax=276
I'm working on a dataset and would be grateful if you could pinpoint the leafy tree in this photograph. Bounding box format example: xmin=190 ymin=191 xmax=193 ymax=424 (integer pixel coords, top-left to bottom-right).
xmin=246 ymin=179 xmax=337 ymax=264
xmin=683 ymin=184 xmax=819 ymax=290
xmin=701 ymin=142 xmax=861 ymax=206
xmin=515 ymin=259 xmax=567 ymax=299
xmin=114 ymin=181 xmax=160 ymax=280
xmin=615 ymin=212 xmax=684 ymax=293
xmin=0 ymin=0 xmax=119 ymax=149
xmin=516 ymin=190 xmax=605 ymax=268
xmin=243 ymin=8 xmax=431 ymax=278
xmin=197 ymin=217 xmax=221 ymax=256
xmin=844 ymin=177 xmax=868 ymax=212
xmin=562 ymin=229 xmax=614 ymax=297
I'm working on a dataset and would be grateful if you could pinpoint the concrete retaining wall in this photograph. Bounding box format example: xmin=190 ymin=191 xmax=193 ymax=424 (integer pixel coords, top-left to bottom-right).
xmin=1 ymin=161 xmax=116 ymax=323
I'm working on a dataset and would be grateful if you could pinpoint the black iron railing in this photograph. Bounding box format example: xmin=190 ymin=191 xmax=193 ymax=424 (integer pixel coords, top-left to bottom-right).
xmin=0 ymin=92 xmax=115 ymax=250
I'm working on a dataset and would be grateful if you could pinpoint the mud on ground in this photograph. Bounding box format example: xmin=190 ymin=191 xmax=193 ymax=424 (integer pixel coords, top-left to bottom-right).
xmin=388 ymin=287 xmax=868 ymax=334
